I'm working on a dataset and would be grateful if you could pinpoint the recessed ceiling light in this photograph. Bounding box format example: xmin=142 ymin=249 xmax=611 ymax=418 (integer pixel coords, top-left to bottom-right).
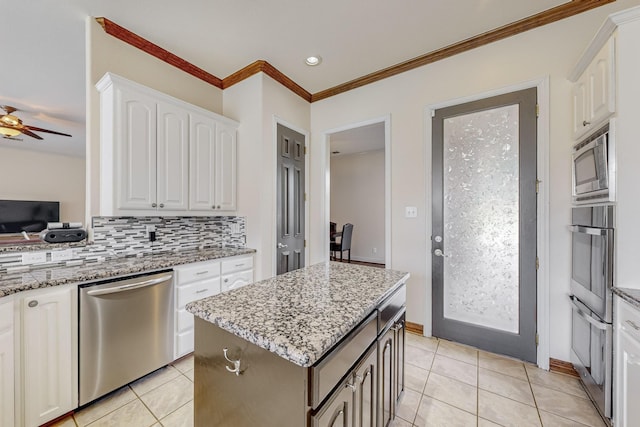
xmin=305 ymin=56 xmax=322 ymax=66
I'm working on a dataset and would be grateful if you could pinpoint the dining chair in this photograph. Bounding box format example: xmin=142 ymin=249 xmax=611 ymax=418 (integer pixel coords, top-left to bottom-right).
xmin=330 ymin=223 xmax=353 ymax=262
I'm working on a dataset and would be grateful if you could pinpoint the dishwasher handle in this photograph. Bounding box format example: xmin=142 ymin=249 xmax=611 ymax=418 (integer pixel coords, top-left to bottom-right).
xmin=86 ymin=273 xmax=173 ymax=296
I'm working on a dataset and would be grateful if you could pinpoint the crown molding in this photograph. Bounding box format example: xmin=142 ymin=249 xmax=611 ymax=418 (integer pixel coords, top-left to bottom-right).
xmin=222 ymin=60 xmax=312 ymax=102
xmin=312 ymin=0 xmax=615 ymax=102
xmin=96 ymin=0 xmax=615 ymax=104
xmin=95 ymin=18 xmax=223 ymax=88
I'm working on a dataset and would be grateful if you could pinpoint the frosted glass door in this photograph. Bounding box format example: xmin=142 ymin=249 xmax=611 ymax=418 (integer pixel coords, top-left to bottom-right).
xmin=432 ymin=88 xmax=538 ymax=363
xmin=442 ymin=104 xmax=520 ymax=333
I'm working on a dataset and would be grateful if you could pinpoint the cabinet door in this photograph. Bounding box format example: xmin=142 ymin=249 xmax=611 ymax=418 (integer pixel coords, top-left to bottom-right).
xmin=618 ymin=328 xmax=640 ymax=427
xmin=394 ymin=317 xmax=405 ymax=406
xmin=216 ymin=123 xmax=237 ymax=211
xmin=589 ymin=37 xmax=615 ymax=127
xmin=22 ymin=287 xmax=75 ymax=427
xmin=378 ymin=328 xmax=395 ymax=427
xmin=221 ymin=270 xmax=253 ymax=293
xmin=157 ymin=101 xmax=189 ymax=211
xmin=0 ymin=300 xmax=14 ymax=427
xmin=572 ymin=78 xmax=589 ymax=140
xmin=355 ymin=345 xmax=377 ymax=427
xmin=189 ymin=112 xmax=217 ymax=211
xmin=116 ymin=87 xmax=158 ymax=210
xmin=311 ymin=379 xmax=353 ymax=427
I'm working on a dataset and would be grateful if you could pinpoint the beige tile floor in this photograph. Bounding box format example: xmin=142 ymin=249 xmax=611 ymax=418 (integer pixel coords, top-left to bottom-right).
xmin=52 ymin=333 xmax=606 ymax=427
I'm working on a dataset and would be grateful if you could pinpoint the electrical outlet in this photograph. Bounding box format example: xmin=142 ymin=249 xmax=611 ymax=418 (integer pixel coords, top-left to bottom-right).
xmin=51 ymin=249 xmax=73 ymax=262
xmin=22 ymin=252 xmax=47 ymax=265
xmin=372 ymin=247 xmax=377 ymax=254
xmin=405 ymin=206 xmax=418 ymax=218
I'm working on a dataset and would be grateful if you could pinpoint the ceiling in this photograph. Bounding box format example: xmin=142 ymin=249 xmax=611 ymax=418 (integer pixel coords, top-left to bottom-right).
xmin=330 ymin=123 xmax=385 ymax=157
xmin=2 ymin=0 xmax=571 ymax=158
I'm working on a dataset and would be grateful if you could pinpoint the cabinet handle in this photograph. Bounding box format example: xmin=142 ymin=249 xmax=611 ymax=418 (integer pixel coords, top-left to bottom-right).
xmin=195 ymin=288 xmax=209 ymax=294
xmin=582 ymin=120 xmax=591 ymax=127
xmin=151 ymin=203 xmax=157 ymax=208
xmin=159 ymin=203 xmax=165 ymax=208
xmin=224 ymin=279 xmax=229 ymax=283
xmin=196 ymin=271 xmax=209 ymax=275
xmin=223 ymin=348 xmax=243 ymax=376
xmin=626 ymin=320 xmax=640 ymax=331
xmin=345 ymin=380 xmax=356 ymax=391
xmin=217 ymin=205 xmax=221 ymax=209
xmin=28 ymin=300 xmax=38 ymax=308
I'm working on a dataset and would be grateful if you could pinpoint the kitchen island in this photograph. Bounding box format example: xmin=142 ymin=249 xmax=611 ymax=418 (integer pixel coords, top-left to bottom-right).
xmin=186 ymin=261 xmax=409 ymax=427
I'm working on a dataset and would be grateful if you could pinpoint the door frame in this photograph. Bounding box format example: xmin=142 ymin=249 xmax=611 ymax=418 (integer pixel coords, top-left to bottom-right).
xmin=273 ymin=116 xmax=310 ymax=274
xmin=319 ymin=115 xmax=392 ymax=267
xmin=425 ymin=77 xmax=550 ymax=369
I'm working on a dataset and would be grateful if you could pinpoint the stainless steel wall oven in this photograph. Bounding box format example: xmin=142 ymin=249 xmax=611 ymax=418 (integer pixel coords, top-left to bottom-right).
xmin=569 ymin=204 xmax=614 ymax=422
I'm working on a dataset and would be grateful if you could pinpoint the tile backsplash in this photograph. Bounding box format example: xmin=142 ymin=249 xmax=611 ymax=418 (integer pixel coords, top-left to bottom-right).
xmin=0 ymin=216 xmax=246 ymax=274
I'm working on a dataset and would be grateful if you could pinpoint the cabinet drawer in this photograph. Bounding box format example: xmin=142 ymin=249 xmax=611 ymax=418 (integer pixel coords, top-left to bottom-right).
xmin=177 ymin=277 xmax=221 ymax=307
xmin=378 ymin=284 xmax=406 ymax=334
xmin=221 ymin=256 xmax=253 ymax=274
xmin=619 ymin=299 xmax=640 ymax=342
xmin=309 ymin=311 xmax=377 ymax=409
xmin=221 ymin=270 xmax=254 ymax=293
xmin=177 ymin=308 xmax=194 ymax=332
xmin=175 ymin=260 xmax=220 ymax=285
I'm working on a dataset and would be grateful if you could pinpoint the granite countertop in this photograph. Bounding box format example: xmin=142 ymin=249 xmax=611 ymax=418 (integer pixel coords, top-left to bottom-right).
xmin=0 ymin=247 xmax=256 ymax=297
xmin=613 ymin=287 xmax=640 ymax=310
xmin=186 ymin=261 xmax=409 ymax=368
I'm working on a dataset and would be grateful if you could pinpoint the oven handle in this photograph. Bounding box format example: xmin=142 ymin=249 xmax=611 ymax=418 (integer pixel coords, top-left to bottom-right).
xmin=570 ymin=296 xmax=608 ymax=330
xmin=568 ymin=225 xmax=611 ymax=236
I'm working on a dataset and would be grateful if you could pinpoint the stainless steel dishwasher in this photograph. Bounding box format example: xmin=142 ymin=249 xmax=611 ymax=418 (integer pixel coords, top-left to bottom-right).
xmin=79 ymin=270 xmax=174 ymax=405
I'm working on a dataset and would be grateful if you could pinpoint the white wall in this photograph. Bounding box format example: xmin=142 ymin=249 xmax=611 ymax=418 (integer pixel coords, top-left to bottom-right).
xmin=309 ymin=0 xmax=640 ymax=361
xmin=330 ymin=150 xmax=385 ymax=263
xmin=0 ymin=146 xmax=85 ymax=223
xmin=223 ymin=73 xmax=310 ymax=280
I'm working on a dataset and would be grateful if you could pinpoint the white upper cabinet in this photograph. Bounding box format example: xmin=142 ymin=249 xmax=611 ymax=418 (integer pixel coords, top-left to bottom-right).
xmin=215 ymin=123 xmax=238 ymax=211
xmin=571 ymin=35 xmax=616 ymax=140
xmin=97 ymin=73 xmax=238 ymax=216
xmin=157 ymin=101 xmax=189 ymax=211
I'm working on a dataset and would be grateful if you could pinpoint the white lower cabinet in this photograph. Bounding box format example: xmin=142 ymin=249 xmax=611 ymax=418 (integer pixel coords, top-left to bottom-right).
xmin=615 ymin=297 xmax=640 ymax=427
xmin=174 ymin=260 xmax=222 ymax=359
xmin=174 ymin=254 xmax=254 ymax=358
xmin=20 ymin=285 xmax=77 ymax=427
xmin=0 ymin=298 xmax=14 ymax=427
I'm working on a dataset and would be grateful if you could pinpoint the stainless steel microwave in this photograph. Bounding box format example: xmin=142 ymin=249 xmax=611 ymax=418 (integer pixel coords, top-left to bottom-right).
xmin=572 ymin=122 xmax=615 ymax=204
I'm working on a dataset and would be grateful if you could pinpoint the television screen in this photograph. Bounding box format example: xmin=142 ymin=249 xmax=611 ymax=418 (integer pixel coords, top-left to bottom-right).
xmin=0 ymin=200 xmax=60 ymax=234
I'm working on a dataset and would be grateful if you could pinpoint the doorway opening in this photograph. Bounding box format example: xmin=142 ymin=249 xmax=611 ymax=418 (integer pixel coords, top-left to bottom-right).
xmin=324 ymin=117 xmax=391 ymax=268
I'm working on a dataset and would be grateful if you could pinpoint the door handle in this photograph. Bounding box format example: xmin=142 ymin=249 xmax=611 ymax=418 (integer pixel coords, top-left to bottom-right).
xmin=86 ymin=274 xmax=172 ymax=296
xmin=278 ymin=243 xmax=288 ymax=249
xmin=434 ymin=249 xmax=449 ymax=257
xmin=569 ymin=296 xmax=608 ymax=330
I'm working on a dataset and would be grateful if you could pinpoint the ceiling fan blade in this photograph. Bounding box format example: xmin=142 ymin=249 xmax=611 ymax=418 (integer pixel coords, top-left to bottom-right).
xmin=19 ymin=129 xmax=44 ymax=140
xmin=23 ymin=125 xmax=72 ymax=137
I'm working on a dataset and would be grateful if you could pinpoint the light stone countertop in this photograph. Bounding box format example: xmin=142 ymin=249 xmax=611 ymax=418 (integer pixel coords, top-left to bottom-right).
xmin=613 ymin=287 xmax=640 ymax=311
xmin=0 ymin=247 xmax=255 ymax=297
xmin=186 ymin=261 xmax=410 ymax=367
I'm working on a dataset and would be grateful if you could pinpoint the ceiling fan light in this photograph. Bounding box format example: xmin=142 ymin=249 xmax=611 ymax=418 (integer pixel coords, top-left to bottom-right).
xmin=0 ymin=126 xmax=21 ymax=137
xmin=1 ymin=114 xmax=21 ymax=126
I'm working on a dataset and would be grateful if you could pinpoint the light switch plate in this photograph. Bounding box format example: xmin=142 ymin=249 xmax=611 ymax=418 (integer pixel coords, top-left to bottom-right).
xmin=405 ymin=206 xmax=418 ymax=218
xmin=22 ymin=252 xmax=47 ymax=265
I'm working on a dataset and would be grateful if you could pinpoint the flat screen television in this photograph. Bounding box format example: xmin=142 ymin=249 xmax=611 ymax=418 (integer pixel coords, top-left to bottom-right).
xmin=0 ymin=200 xmax=60 ymax=234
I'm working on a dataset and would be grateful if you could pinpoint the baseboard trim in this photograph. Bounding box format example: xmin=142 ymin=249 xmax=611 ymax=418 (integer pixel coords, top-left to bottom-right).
xmin=549 ymin=358 xmax=579 ymax=377
xmin=405 ymin=321 xmax=423 ymax=335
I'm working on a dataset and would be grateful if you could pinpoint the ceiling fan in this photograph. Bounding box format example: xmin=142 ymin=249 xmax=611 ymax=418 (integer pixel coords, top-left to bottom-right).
xmin=0 ymin=105 xmax=72 ymax=140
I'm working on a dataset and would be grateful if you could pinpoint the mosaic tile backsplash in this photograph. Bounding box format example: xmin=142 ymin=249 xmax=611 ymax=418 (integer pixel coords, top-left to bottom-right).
xmin=0 ymin=216 xmax=246 ymax=274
